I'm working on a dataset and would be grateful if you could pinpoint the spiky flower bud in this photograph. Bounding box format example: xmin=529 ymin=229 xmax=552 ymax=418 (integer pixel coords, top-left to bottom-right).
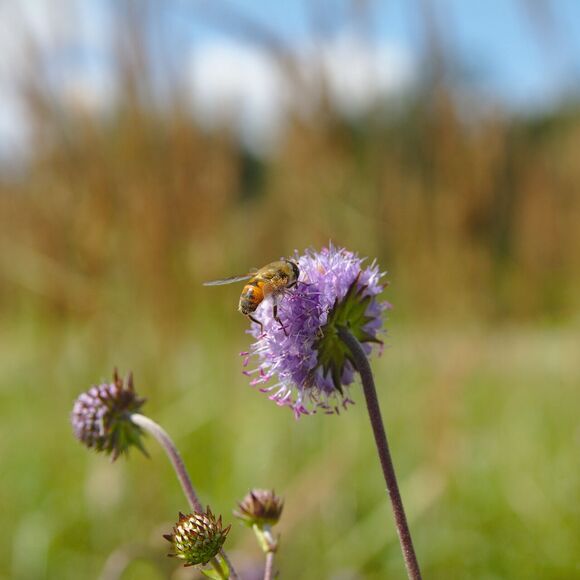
xmin=71 ymin=370 xmax=147 ymax=460
xmin=234 ymin=489 xmax=284 ymax=527
xmin=164 ymin=508 xmax=231 ymax=567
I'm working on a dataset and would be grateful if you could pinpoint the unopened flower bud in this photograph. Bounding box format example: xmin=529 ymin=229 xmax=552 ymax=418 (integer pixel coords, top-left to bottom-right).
xmin=164 ymin=508 xmax=231 ymax=567
xmin=234 ymin=489 xmax=284 ymax=527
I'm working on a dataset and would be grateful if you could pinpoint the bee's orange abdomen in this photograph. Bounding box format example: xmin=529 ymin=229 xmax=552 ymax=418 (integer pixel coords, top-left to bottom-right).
xmin=239 ymin=282 xmax=264 ymax=315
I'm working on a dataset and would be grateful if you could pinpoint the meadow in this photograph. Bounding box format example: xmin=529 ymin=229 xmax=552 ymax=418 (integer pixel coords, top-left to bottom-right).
xmin=1 ymin=3 xmax=580 ymax=578
xmin=2 ymin=317 xmax=579 ymax=579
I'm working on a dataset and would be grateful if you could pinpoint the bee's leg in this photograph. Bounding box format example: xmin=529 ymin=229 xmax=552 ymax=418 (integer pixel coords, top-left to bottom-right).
xmin=272 ymin=298 xmax=288 ymax=337
xmin=247 ymin=314 xmax=264 ymax=334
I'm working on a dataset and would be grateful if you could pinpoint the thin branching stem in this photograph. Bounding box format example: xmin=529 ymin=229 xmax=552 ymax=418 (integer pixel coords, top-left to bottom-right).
xmin=337 ymin=326 xmax=422 ymax=580
xmin=130 ymin=413 xmax=238 ymax=579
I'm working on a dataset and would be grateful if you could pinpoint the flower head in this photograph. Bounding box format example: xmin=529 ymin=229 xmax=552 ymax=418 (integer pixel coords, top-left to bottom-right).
xmin=234 ymin=489 xmax=284 ymax=527
xmin=242 ymin=244 xmax=389 ymax=417
xmin=164 ymin=508 xmax=231 ymax=567
xmin=71 ymin=370 xmax=147 ymax=460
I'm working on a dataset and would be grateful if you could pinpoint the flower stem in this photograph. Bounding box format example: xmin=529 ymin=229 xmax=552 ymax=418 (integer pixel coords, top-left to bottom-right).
xmin=130 ymin=413 xmax=204 ymax=512
xmin=337 ymin=327 xmax=422 ymax=580
xmin=264 ymin=552 xmax=275 ymax=580
xmin=130 ymin=413 xmax=239 ymax=579
xmin=252 ymin=525 xmax=277 ymax=580
xmin=210 ymin=557 xmax=229 ymax=580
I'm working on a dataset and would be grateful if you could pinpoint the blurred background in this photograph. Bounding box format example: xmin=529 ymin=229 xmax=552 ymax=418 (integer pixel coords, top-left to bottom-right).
xmin=1 ymin=0 xmax=579 ymax=578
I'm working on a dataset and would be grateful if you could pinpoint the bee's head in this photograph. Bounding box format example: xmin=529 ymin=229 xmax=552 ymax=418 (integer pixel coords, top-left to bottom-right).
xmin=287 ymin=259 xmax=300 ymax=283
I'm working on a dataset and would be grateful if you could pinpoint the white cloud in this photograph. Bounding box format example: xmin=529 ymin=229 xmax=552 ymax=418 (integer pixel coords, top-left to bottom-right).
xmin=0 ymin=3 xmax=415 ymax=160
xmin=0 ymin=0 xmax=112 ymax=162
xmin=187 ymin=35 xmax=414 ymax=152
xmin=188 ymin=41 xmax=291 ymax=152
xmin=317 ymin=35 xmax=414 ymax=116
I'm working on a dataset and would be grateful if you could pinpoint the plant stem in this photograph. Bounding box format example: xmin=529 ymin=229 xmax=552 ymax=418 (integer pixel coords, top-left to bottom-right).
xmin=219 ymin=549 xmax=236 ymax=580
xmin=130 ymin=413 xmax=203 ymax=512
xmin=264 ymin=551 xmax=275 ymax=580
xmin=337 ymin=326 xmax=422 ymax=580
xmin=130 ymin=413 xmax=239 ymax=579
xmin=210 ymin=557 xmax=228 ymax=580
xmin=252 ymin=525 xmax=277 ymax=580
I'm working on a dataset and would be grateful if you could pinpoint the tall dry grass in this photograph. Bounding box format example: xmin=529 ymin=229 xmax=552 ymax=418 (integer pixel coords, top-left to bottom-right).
xmin=1 ymin=1 xmax=579 ymax=335
xmin=1 ymin=5 xmax=579 ymax=578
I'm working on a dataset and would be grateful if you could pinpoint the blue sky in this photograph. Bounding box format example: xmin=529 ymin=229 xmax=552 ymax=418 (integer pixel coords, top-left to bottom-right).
xmin=1 ymin=0 xmax=580 ymax=159
xmin=177 ymin=0 xmax=580 ymax=108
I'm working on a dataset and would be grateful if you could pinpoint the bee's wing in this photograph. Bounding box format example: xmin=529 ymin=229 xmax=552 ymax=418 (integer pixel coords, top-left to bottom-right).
xmin=203 ymin=273 xmax=255 ymax=286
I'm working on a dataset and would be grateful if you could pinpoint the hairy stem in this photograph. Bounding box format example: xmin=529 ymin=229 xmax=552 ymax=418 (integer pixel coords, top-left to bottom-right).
xmin=130 ymin=414 xmax=238 ymax=579
xmin=130 ymin=413 xmax=203 ymax=512
xmin=337 ymin=327 xmax=422 ymax=580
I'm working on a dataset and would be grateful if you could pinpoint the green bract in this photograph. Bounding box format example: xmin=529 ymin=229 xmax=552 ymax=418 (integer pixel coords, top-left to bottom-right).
xmin=316 ymin=274 xmax=382 ymax=393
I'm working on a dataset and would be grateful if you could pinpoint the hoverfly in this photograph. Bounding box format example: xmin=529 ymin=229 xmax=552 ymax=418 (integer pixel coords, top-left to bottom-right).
xmin=203 ymin=259 xmax=300 ymax=335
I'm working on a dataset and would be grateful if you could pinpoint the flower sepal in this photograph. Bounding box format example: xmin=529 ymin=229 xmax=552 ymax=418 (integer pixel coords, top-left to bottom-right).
xmin=316 ymin=274 xmax=383 ymax=392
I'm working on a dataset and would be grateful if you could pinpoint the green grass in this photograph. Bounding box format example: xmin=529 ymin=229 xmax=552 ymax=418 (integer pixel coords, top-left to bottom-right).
xmin=1 ymin=317 xmax=579 ymax=579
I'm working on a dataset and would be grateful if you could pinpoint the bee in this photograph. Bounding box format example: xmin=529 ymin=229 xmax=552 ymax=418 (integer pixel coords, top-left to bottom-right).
xmin=203 ymin=259 xmax=300 ymax=335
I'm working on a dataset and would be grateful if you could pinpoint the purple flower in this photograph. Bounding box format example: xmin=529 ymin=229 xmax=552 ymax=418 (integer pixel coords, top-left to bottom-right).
xmin=71 ymin=370 xmax=147 ymax=460
xmin=242 ymin=245 xmax=389 ymax=417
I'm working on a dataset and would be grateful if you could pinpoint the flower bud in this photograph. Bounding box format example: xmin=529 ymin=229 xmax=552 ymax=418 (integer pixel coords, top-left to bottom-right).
xmin=234 ymin=489 xmax=284 ymax=527
xmin=71 ymin=370 xmax=146 ymax=460
xmin=164 ymin=508 xmax=231 ymax=567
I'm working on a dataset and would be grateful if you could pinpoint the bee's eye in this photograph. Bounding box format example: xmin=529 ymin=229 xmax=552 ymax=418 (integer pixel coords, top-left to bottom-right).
xmin=290 ymin=261 xmax=300 ymax=280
